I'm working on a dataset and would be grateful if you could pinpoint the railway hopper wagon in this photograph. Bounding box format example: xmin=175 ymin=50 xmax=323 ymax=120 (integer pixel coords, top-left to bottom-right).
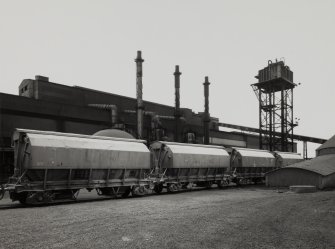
xmin=230 ymin=147 xmax=276 ymax=184
xmin=1 ymin=129 xmax=151 ymax=204
xmin=272 ymin=151 xmax=304 ymax=167
xmin=149 ymin=141 xmax=231 ymax=193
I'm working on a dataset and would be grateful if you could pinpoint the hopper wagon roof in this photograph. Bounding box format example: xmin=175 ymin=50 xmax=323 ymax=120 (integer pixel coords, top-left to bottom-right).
xmin=27 ymin=133 xmax=149 ymax=152
xmin=15 ymin=128 xmax=146 ymax=143
xmin=14 ymin=129 xmax=150 ymax=169
xmin=162 ymin=143 xmax=229 ymax=157
xmin=232 ymin=147 xmax=275 ymax=159
xmin=273 ymin=151 xmax=303 ymax=160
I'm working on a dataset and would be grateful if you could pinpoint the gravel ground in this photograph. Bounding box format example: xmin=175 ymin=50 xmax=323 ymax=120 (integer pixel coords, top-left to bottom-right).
xmin=0 ymin=186 xmax=334 ymax=249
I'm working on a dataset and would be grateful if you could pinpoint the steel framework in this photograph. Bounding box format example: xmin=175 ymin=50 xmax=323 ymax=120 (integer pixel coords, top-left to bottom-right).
xmin=252 ymin=60 xmax=297 ymax=152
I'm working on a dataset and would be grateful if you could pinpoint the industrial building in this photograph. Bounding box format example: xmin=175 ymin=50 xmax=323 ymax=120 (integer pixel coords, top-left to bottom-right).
xmin=0 ymin=74 xmax=263 ymax=183
xmin=266 ymin=135 xmax=335 ymax=189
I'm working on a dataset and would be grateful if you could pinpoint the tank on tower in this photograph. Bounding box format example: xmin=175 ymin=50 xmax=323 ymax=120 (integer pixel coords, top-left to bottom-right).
xmin=252 ymin=60 xmax=298 ymax=152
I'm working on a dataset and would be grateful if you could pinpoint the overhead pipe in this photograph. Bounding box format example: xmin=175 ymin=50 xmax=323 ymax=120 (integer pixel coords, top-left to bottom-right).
xmin=135 ymin=51 xmax=144 ymax=139
xmin=174 ymin=65 xmax=182 ymax=142
xmin=88 ymin=104 xmax=118 ymax=126
xmin=203 ymin=76 xmax=210 ymax=145
xmin=124 ymin=110 xmax=174 ymax=141
xmin=124 ymin=110 xmax=174 ymax=120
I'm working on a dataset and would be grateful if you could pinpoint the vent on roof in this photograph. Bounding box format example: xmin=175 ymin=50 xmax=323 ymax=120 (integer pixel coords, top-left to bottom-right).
xmin=35 ymin=75 xmax=49 ymax=82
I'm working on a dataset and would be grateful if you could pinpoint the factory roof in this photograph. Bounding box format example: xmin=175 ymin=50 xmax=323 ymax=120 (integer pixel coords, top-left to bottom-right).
xmin=279 ymin=154 xmax=335 ymax=176
xmin=317 ymin=134 xmax=335 ymax=151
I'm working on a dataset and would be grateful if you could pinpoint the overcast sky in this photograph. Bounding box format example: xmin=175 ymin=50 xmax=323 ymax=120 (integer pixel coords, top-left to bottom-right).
xmin=1 ymin=0 xmax=334 ymax=156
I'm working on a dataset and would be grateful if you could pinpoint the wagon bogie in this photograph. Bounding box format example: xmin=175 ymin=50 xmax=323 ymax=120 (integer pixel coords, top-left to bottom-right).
xmin=153 ymin=183 xmax=164 ymax=194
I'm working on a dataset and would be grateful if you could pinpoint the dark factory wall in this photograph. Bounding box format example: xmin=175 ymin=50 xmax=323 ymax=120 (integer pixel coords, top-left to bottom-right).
xmin=19 ymin=78 xmax=175 ymax=116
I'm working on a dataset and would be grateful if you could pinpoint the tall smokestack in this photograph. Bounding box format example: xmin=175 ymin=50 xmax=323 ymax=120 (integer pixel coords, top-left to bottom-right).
xmin=203 ymin=76 xmax=210 ymax=145
xmin=135 ymin=51 xmax=144 ymax=139
xmin=174 ymin=65 xmax=182 ymax=142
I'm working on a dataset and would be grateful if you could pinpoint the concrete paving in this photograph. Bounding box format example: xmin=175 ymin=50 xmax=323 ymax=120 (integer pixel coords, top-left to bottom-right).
xmin=0 ymin=186 xmax=334 ymax=249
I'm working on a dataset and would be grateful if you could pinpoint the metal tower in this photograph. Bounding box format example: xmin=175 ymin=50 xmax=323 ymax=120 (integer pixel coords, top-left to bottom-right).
xmin=252 ymin=60 xmax=297 ymax=152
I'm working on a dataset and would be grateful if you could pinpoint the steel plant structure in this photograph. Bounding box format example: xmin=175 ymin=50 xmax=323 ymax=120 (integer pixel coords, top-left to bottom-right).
xmin=252 ymin=60 xmax=297 ymax=152
xmin=0 ymin=53 xmax=327 ymax=184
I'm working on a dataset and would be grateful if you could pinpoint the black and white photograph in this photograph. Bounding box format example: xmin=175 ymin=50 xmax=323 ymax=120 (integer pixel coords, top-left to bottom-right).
xmin=0 ymin=1 xmax=334 ymax=248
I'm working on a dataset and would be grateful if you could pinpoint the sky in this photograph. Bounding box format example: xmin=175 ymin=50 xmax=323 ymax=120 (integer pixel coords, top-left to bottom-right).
xmin=0 ymin=0 xmax=334 ymax=157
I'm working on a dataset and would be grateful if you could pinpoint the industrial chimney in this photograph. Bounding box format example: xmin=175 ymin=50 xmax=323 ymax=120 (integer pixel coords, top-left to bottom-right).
xmin=203 ymin=76 xmax=210 ymax=145
xmin=135 ymin=51 xmax=144 ymax=139
xmin=174 ymin=65 xmax=182 ymax=142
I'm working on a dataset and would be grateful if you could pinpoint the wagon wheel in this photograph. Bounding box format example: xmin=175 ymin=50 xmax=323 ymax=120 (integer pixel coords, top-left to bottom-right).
xmin=167 ymin=183 xmax=178 ymax=192
xmin=181 ymin=182 xmax=189 ymax=189
xmin=154 ymin=184 xmax=163 ymax=194
xmin=121 ymin=187 xmax=131 ymax=198
xmin=132 ymin=186 xmax=146 ymax=196
xmin=18 ymin=192 xmax=28 ymax=205
xmin=205 ymin=181 xmax=213 ymax=189
xmin=217 ymin=180 xmax=229 ymax=189
xmin=19 ymin=197 xmax=27 ymax=205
